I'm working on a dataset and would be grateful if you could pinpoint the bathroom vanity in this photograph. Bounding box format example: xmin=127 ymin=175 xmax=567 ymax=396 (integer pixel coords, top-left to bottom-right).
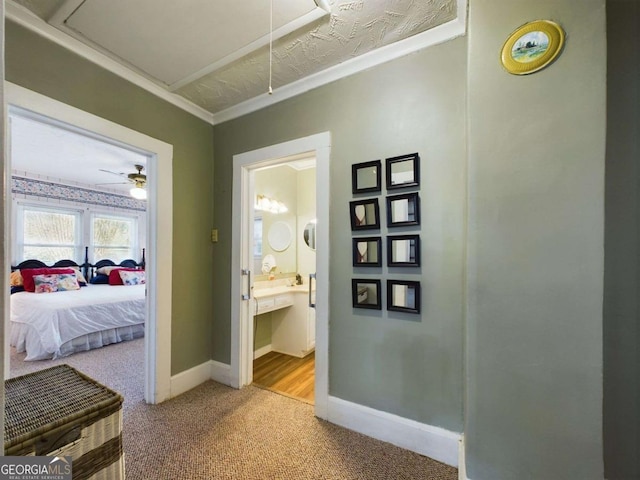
xmin=253 ymin=284 xmax=315 ymax=358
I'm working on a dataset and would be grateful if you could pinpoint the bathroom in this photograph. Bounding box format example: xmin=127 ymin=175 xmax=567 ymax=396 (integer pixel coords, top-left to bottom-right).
xmin=251 ymin=160 xmax=317 ymax=403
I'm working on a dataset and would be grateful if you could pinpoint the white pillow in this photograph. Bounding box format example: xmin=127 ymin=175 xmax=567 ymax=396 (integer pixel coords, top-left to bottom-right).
xmin=119 ymin=270 xmax=146 ymax=286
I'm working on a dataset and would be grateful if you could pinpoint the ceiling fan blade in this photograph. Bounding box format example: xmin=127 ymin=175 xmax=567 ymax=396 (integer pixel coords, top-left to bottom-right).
xmin=99 ymin=168 xmax=127 ymax=178
xmin=95 ymin=181 xmax=130 ymax=185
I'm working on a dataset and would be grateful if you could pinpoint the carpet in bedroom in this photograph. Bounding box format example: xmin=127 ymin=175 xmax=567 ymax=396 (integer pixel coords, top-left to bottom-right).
xmin=9 ymin=342 xmax=457 ymax=480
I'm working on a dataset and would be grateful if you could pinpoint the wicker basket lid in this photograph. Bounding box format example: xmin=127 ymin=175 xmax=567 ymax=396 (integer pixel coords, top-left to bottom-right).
xmin=4 ymin=364 xmax=123 ymax=447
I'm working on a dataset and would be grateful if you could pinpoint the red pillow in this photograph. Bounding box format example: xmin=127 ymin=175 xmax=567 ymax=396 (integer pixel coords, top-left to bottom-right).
xmin=108 ymin=268 xmax=139 ymax=286
xmin=21 ymin=268 xmax=75 ymax=292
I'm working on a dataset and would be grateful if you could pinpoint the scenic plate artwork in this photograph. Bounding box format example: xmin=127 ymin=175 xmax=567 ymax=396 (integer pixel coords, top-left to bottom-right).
xmin=501 ymin=20 xmax=565 ymax=75
xmin=511 ymin=31 xmax=550 ymax=63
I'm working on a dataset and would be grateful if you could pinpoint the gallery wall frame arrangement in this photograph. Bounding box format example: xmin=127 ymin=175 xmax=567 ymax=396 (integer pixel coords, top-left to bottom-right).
xmin=386 ymin=192 xmax=420 ymax=228
xmin=386 ymin=152 xmax=420 ymax=190
xmin=352 ymin=278 xmax=382 ymax=310
xmin=352 ymin=160 xmax=382 ymax=194
xmin=387 ymin=234 xmax=420 ymax=267
xmin=349 ymin=151 xmax=423 ymax=312
xmin=387 ymin=279 xmax=421 ymax=314
xmin=349 ymin=198 xmax=381 ymax=231
xmin=352 ymin=236 xmax=382 ymax=267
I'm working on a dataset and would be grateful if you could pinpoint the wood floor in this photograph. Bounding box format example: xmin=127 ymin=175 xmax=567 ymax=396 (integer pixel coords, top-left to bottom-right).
xmin=253 ymin=351 xmax=315 ymax=404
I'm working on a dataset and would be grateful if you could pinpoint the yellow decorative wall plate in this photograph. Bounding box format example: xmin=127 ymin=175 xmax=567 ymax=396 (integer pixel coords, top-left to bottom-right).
xmin=501 ymin=20 xmax=565 ymax=75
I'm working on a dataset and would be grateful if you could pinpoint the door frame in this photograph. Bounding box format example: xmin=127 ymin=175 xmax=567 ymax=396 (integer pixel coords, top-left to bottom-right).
xmin=4 ymin=82 xmax=173 ymax=404
xmin=230 ymin=132 xmax=331 ymax=419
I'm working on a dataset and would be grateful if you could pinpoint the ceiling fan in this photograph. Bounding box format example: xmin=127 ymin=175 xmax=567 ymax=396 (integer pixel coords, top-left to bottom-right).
xmin=97 ymin=164 xmax=147 ymax=199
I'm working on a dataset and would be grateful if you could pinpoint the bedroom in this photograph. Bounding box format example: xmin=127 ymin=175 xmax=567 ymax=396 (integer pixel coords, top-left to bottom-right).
xmin=7 ymin=108 xmax=148 ymax=376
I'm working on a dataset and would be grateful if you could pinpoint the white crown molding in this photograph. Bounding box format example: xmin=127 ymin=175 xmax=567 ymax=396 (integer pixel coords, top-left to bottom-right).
xmin=5 ymin=1 xmax=215 ymax=125
xmin=314 ymin=0 xmax=331 ymax=13
xmin=212 ymin=0 xmax=467 ymax=125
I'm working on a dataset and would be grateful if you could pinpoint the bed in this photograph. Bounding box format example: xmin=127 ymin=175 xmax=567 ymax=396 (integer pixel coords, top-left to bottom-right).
xmin=10 ymin=252 xmax=146 ymax=361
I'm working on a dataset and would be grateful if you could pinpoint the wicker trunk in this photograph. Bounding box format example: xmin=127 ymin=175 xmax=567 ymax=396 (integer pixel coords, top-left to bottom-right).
xmin=4 ymin=364 xmax=125 ymax=480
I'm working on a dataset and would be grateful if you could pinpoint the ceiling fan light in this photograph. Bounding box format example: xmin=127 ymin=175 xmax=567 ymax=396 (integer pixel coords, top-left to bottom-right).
xmin=130 ymin=186 xmax=147 ymax=200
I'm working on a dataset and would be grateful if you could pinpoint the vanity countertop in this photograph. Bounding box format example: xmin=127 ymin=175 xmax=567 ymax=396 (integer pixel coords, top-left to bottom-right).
xmin=253 ymin=284 xmax=309 ymax=298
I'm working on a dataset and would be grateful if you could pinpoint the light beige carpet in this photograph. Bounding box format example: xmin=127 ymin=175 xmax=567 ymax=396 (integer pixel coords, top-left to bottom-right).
xmin=10 ymin=341 xmax=457 ymax=480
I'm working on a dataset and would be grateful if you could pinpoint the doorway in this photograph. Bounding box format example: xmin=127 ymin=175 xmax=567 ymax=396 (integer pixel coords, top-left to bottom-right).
xmin=4 ymin=83 xmax=173 ymax=404
xmin=231 ymin=132 xmax=331 ymax=419
xmin=250 ymin=160 xmax=317 ymax=403
xmin=8 ymin=107 xmax=149 ymax=383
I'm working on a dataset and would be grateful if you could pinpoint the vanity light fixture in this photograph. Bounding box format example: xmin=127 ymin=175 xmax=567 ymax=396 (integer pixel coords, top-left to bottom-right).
xmin=255 ymin=194 xmax=287 ymax=214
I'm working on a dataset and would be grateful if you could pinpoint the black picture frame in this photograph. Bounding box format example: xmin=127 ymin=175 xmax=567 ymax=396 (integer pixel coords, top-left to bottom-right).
xmin=350 ymin=198 xmax=381 ymax=231
xmin=386 ymin=192 xmax=420 ymax=227
xmin=352 ymin=160 xmax=382 ymax=194
xmin=386 ymin=153 xmax=420 ymax=190
xmin=387 ymin=280 xmax=421 ymax=314
xmin=352 ymin=279 xmax=382 ymax=310
xmin=352 ymin=237 xmax=382 ymax=267
xmin=387 ymin=235 xmax=421 ymax=267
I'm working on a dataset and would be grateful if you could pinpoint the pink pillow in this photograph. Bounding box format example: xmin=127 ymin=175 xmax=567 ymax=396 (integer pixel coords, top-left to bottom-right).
xmin=33 ymin=273 xmax=80 ymax=293
xmin=108 ymin=268 xmax=139 ymax=286
xmin=33 ymin=274 xmax=58 ymax=293
xmin=21 ymin=268 xmax=75 ymax=292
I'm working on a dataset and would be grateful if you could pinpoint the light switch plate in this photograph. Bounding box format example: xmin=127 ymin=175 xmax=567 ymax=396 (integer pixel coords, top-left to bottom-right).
xmin=211 ymin=229 xmax=218 ymax=243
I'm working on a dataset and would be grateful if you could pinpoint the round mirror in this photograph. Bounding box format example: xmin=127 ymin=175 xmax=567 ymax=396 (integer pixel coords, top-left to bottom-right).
xmin=267 ymin=221 xmax=292 ymax=252
xmin=303 ymin=222 xmax=316 ymax=250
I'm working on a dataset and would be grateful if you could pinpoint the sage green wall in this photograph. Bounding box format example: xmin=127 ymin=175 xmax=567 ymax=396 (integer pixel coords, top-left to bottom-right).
xmin=254 ymin=313 xmax=272 ymax=352
xmin=5 ymin=21 xmax=215 ymax=375
xmin=604 ymin=1 xmax=640 ymax=478
xmin=213 ymin=38 xmax=467 ymax=430
xmin=466 ymin=1 xmax=606 ymax=478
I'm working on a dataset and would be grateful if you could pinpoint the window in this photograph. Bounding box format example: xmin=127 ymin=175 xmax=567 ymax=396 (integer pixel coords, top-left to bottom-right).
xmin=92 ymin=214 xmax=136 ymax=263
xmin=253 ymin=216 xmax=263 ymax=274
xmin=254 ymin=216 xmax=263 ymax=258
xmin=15 ymin=203 xmax=141 ymax=265
xmin=18 ymin=206 xmax=81 ymax=264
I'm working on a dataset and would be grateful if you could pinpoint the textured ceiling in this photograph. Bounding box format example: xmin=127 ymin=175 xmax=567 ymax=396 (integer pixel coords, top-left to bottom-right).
xmin=176 ymin=0 xmax=458 ymax=113
xmin=10 ymin=0 xmax=458 ymax=116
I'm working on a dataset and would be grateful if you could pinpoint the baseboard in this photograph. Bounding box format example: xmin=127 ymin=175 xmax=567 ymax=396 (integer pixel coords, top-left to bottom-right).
xmin=170 ymin=359 xmax=233 ymax=397
xmin=170 ymin=360 xmax=214 ymax=398
xmin=327 ymin=396 xmax=461 ymax=467
xmin=458 ymin=434 xmax=467 ymax=480
xmin=210 ymin=360 xmax=232 ymax=386
xmin=254 ymin=344 xmax=272 ymax=359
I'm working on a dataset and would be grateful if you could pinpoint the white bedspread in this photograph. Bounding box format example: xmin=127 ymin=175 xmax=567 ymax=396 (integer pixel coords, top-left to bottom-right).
xmin=10 ymin=284 xmax=145 ymax=360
